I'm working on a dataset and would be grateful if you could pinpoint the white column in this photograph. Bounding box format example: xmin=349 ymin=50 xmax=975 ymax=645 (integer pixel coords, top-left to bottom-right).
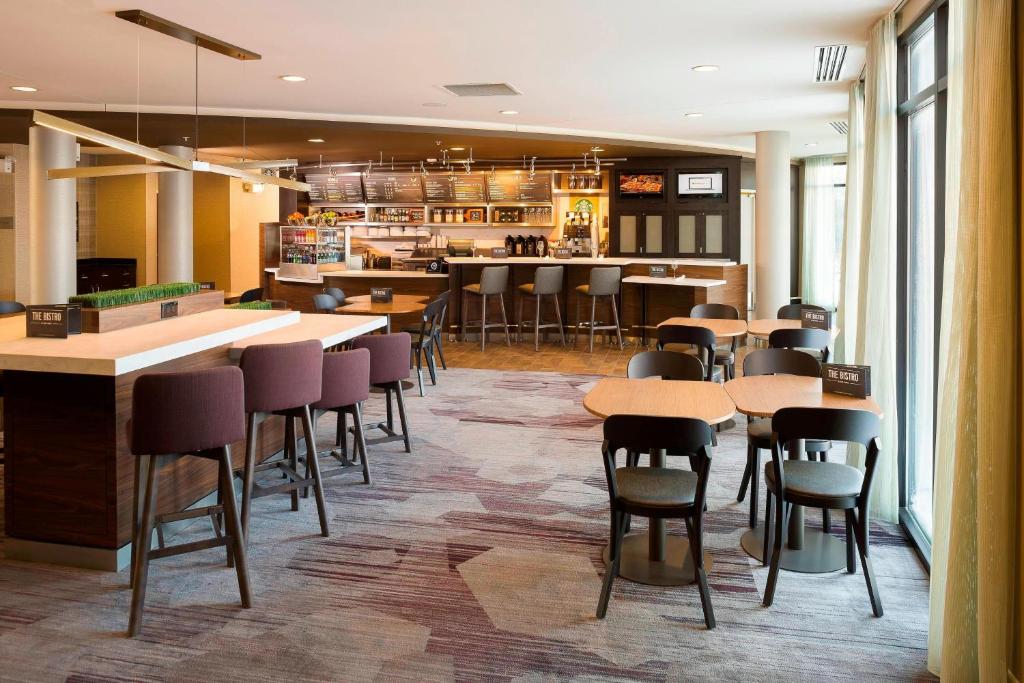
xmin=28 ymin=126 xmax=77 ymax=305
xmin=157 ymin=145 xmax=194 ymax=282
xmin=754 ymin=131 xmax=791 ymax=319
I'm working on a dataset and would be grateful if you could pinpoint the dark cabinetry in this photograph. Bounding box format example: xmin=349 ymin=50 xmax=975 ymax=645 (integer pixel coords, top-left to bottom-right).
xmin=76 ymin=258 xmax=136 ymax=294
xmin=674 ymin=210 xmax=729 ymax=258
xmin=616 ymin=211 xmax=669 ymax=257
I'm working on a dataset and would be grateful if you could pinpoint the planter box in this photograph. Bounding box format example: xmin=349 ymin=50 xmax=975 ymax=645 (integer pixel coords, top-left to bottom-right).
xmin=81 ymin=290 xmax=225 ymax=333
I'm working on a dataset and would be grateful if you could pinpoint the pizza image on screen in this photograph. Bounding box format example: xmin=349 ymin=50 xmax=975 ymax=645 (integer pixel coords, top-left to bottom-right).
xmin=618 ymin=173 xmax=664 ymax=198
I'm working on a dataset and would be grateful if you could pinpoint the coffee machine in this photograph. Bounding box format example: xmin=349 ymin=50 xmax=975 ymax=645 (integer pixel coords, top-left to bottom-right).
xmin=563 ymin=210 xmax=593 ymax=256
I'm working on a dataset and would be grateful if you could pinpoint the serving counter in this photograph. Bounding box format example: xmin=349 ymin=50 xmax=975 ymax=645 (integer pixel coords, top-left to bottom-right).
xmin=0 ymin=309 xmax=386 ymax=570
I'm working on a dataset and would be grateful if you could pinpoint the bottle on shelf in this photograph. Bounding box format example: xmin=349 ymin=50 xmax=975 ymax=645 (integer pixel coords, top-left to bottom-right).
xmin=505 ymin=234 xmax=515 ymax=254
xmin=515 ymin=235 xmax=526 ymax=256
xmin=526 ymin=235 xmax=537 ymax=256
xmin=537 ymin=234 xmax=549 ymax=257
xmin=455 ymin=209 xmax=464 ymax=223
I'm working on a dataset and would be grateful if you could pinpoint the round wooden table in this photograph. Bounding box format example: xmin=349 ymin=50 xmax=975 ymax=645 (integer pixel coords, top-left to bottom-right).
xmin=583 ymin=377 xmax=735 ymax=586
xmin=724 ymin=374 xmax=881 ymax=573
xmin=336 ymin=298 xmax=426 ymax=334
xmin=657 ymin=316 xmax=747 ymax=339
xmin=747 ymin=318 xmax=839 ymax=341
xmin=346 ymin=294 xmax=427 ymax=305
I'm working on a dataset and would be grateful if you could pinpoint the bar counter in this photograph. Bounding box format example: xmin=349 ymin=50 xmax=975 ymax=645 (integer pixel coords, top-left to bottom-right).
xmin=0 ymin=309 xmax=386 ymax=570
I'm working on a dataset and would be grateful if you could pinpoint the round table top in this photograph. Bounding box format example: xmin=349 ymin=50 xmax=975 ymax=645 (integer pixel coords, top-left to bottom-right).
xmin=724 ymin=374 xmax=882 ymax=418
xmin=658 ymin=317 xmax=747 ymax=338
xmin=337 ymin=300 xmax=426 ymax=315
xmin=583 ymin=378 xmax=736 ymax=425
xmin=346 ymin=294 xmax=428 ymax=305
xmin=747 ymin=318 xmax=839 ymax=340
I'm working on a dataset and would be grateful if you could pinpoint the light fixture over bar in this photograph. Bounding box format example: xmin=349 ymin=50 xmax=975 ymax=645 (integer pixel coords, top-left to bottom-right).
xmin=217 ymin=159 xmax=299 ymax=170
xmin=33 ymin=111 xmax=193 ymax=170
xmin=48 ymin=164 xmax=182 ymax=180
xmin=201 ymin=162 xmax=311 ymax=192
xmin=115 ymin=9 xmax=261 ymax=61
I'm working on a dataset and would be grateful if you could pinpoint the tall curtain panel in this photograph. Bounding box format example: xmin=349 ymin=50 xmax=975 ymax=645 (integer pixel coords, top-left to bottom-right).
xmin=837 ymin=82 xmax=865 ymax=364
xmin=927 ymin=0 xmax=1023 ymax=678
xmin=800 ymin=155 xmax=838 ymax=309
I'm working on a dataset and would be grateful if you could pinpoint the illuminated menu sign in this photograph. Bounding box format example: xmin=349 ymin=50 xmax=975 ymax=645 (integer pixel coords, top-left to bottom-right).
xmin=363 ymin=173 xmax=423 ymax=203
xmin=424 ymin=174 xmax=487 ymax=203
xmin=486 ymin=172 xmax=552 ymax=202
xmin=304 ymin=173 xmax=364 ymax=203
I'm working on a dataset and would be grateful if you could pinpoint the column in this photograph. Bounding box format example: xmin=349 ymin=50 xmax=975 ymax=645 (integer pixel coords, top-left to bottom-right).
xmin=28 ymin=126 xmax=77 ymax=305
xmin=157 ymin=145 xmax=193 ymax=282
xmin=754 ymin=131 xmax=791 ymax=319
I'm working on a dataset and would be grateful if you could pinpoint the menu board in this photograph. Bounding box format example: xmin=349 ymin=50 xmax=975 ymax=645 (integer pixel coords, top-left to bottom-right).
xmin=486 ymin=172 xmax=552 ymax=202
xmin=424 ymin=174 xmax=487 ymax=203
xmin=304 ymin=173 xmax=364 ymax=203
xmin=363 ymin=173 xmax=423 ymax=203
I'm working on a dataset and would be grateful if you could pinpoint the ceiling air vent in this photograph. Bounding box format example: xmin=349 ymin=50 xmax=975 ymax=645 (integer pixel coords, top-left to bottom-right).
xmin=829 ymin=121 xmax=849 ymax=135
xmin=440 ymin=82 xmax=521 ymax=97
xmin=814 ymin=45 xmax=848 ymax=82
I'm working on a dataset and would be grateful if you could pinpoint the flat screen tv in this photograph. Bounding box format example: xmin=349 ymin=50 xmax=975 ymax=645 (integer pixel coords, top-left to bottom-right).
xmin=617 ymin=172 xmax=665 ymax=199
xmin=678 ymin=171 xmax=725 ymax=198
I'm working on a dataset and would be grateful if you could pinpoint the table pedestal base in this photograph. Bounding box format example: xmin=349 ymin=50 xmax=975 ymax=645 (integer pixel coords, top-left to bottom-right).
xmin=603 ymin=533 xmax=714 ymax=586
xmin=740 ymin=526 xmax=847 ymax=573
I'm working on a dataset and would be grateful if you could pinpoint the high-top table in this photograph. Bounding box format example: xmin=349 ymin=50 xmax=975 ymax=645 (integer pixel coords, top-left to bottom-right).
xmin=724 ymin=374 xmax=882 ymax=573
xmin=583 ymin=377 xmax=735 ymax=586
xmin=621 ymin=276 xmax=728 ymax=345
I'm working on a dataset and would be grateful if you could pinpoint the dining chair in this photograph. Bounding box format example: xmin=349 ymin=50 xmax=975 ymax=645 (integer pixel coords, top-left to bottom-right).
xmin=626 ymin=350 xmax=705 ymax=381
xmin=313 ymin=293 xmax=338 ymax=314
xmin=768 ymin=327 xmax=831 ymax=363
xmin=238 ymin=288 xmax=263 ymax=304
xmin=762 ymin=406 xmax=884 ymax=617
xmin=411 ymin=294 xmax=447 ymax=396
xmin=656 ymin=325 xmax=720 ymax=382
xmin=324 ymin=287 xmax=346 ymax=307
xmin=0 ymin=300 xmax=26 ymax=315
xmin=596 ymin=414 xmax=715 ymax=628
xmin=776 ymin=303 xmax=828 ymax=320
xmin=403 ymin=291 xmax=450 ymax=371
xmin=690 ymin=303 xmax=740 ymax=380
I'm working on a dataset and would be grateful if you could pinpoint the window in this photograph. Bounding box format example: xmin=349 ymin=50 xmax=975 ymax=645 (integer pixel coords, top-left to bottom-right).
xmin=897 ymin=2 xmax=947 ymax=561
xmin=833 ymin=162 xmax=847 ymax=302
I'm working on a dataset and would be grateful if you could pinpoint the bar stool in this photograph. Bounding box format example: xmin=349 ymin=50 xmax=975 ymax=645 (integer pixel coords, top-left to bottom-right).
xmin=461 ymin=265 xmax=511 ymax=351
xmin=313 ymin=348 xmax=372 ymax=485
xmin=239 ymin=340 xmax=329 ymax=545
xmin=128 ymin=366 xmax=251 ymax=637
xmin=574 ymin=266 xmax=623 ymax=352
xmin=352 ymin=333 xmax=413 ymax=453
xmin=313 ymin=293 xmax=338 ymax=314
xmin=516 ymin=265 xmax=566 ymax=350
xmin=324 ymin=287 xmax=346 ymax=307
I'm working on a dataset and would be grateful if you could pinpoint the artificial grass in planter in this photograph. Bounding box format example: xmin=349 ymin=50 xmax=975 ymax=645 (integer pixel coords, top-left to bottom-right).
xmin=69 ymin=282 xmax=201 ymax=309
xmin=227 ymin=301 xmax=272 ymax=310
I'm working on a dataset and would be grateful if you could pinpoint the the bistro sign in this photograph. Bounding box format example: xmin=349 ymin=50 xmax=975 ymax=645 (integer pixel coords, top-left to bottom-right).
xmin=821 ymin=363 xmax=871 ymax=398
xmin=25 ymin=303 xmax=82 ymax=338
xmin=801 ymin=308 xmax=832 ymax=330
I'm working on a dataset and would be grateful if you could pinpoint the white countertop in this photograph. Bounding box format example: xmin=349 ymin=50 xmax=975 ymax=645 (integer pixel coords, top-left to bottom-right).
xmin=0 ymin=309 xmax=299 ymax=376
xmin=622 ymin=275 xmax=727 ymax=288
xmin=228 ymin=313 xmax=386 ymax=359
xmin=445 ymin=256 xmax=735 ymax=266
xmin=265 ymin=267 xmax=447 ymax=282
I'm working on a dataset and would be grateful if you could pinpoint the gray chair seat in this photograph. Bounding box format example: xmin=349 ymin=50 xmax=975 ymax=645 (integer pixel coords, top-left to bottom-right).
xmin=764 ymin=460 xmax=863 ymax=499
xmin=616 ymin=467 xmax=697 ymax=507
xmin=747 ymin=419 xmax=831 ymax=453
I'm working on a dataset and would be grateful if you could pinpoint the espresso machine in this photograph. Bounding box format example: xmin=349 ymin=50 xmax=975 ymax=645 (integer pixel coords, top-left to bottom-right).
xmin=562 ymin=210 xmax=593 ymax=255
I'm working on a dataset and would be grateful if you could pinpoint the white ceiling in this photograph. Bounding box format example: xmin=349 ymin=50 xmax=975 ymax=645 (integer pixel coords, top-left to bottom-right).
xmin=0 ymin=0 xmax=892 ymax=159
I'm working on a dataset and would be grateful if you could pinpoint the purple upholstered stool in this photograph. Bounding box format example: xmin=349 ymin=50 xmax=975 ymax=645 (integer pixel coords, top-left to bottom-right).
xmin=312 ymin=348 xmax=373 ymax=485
xmin=128 ymin=365 xmax=251 ymax=637
xmin=351 ymin=333 xmax=412 ymax=453
xmin=238 ymin=340 xmax=328 ymax=544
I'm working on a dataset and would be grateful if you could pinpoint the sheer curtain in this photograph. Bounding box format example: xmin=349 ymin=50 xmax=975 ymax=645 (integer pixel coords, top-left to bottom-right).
xmin=927 ymin=0 xmax=1023 ymax=678
xmin=836 ymin=82 xmax=865 ymax=364
xmin=800 ymin=156 xmax=838 ymax=309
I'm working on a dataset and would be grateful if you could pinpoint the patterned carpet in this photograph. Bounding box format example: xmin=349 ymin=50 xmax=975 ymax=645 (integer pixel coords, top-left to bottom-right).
xmin=0 ymin=368 xmax=932 ymax=682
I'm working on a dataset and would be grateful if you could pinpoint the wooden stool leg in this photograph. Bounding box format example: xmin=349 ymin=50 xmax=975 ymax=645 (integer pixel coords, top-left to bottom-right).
xmin=128 ymin=454 xmax=161 ymax=637
xmin=218 ymin=446 xmax=253 ymax=608
xmin=129 ymin=455 xmax=150 ymax=589
xmin=352 ymin=403 xmax=371 ymax=485
xmin=240 ymin=413 xmax=258 ymax=547
xmin=395 ymin=381 xmax=412 ymax=453
xmin=300 ymin=406 xmax=330 ymax=537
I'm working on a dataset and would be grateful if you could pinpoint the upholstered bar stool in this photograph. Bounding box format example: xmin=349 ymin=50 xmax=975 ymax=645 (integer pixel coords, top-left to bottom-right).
xmin=313 ymin=348 xmax=373 ymax=485
xmin=128 ymin=366 xmax=251 ymax=637
xmin=574 ymin=266 xmax=623 ymax=352
xmin=352 ymin=333 xmax=413 ymax=453
xmin=461 ymin=265 xmax=511 ymax=351
xmin=238 ymin=340 xmax=329 ymax=545
xmin=324 ymin=287 xmax=346 ymax=307
xmin=516 ymin=265 xmax=566 ymax=350
xmin=313 ymin=293 xmax=339 ymax=314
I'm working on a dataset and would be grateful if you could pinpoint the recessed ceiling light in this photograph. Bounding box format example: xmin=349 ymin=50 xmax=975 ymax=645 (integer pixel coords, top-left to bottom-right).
xmin=279 ymin=75 xmax=306 ymax=82
xmin=590 ymin=146 xmax=604 ymax=152
xmin=499 ymin=110 xmax=518 ymax=115
xmin=691 ymin=65 xmax=719 ymax=72
xmin=10 ymin=85 xmax=37 ymax=92
xmin=684 ymin=112 xmax=704 ymax=118
xmin=449 ymin=147 xmax=465 ymax=151
xmin=308 ymin=138 xmax=325 ymax=143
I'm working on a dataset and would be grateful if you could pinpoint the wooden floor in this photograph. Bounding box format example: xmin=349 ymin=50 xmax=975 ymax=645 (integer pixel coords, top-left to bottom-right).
xmin=439 ymin=329 xmax=636 ymax=376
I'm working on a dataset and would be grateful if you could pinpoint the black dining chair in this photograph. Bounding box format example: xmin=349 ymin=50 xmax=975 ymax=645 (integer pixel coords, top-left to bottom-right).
xmin=738 ymin=349 xmax=831 ymax=529
xmin=626 ymin=350 xmax=705 ymax=382
xmin=596 ymin=414 xmax=715 ymax=628
xmin=410 ymin=293 xmax=448 ymax=396
xmin=762 ymin=407 xmax=883 ymax=618
xmin=656 ymin=325 xmax=720 ymax=382
xmin=324 ymin=287 xmax=346 ymax=307
xmin=690 ymin=303 xmax=740 ymax=380
xmin=777 ymin=303 xmax=828 ymax=320
xmin=0 ymin=300 xmax=26 ymax=315
xmin=769 ymin=327 xmax=831 ymax=363
xmin=238 ymin=288 xmax=263 ymax=304
xmin=313 ymin=293 xmax=338 ymax=314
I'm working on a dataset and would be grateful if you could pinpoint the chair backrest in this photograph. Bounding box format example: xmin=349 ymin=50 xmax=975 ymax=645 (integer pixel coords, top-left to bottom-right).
xmin=130 ymin=366 xmax=245 ymax=456
xmin=690 ymin=303 xmax=739 ymax=320
xmin=601 ymin=414 xmax=714 ymax=509
xmin=239 ymin=288 xmax=263 ymax=304
xmin=588 ymin=266 xmax=621 ymax=296
xmin=777 ymin=303 xmax=827 ymax=320
xmin=312 ymin=293 xmax=338 ymax=313
xmin=627 ymin=350 xmax=705 ymax=381
xmin=0 ymin=300 xmax=26 ymax=315
xmin=743 ymin=348 xmax=821 ymax=377
xmin=532 ymin=266 xmax=564 ymax=295
xmin=479 ymin=266 xmax=509 ymax=295
xmin=768 ymin=327 xmax=831 ymax=362
xmin=656 ymin=324 xmax=717 ymax=381
xmin=239 ymin=339 xmax=323 ymax=413
xmin=352 ymin=332 xmax=412 ymax=384
xmin=417 ymin=294 xmax=447 ymax=339
xmin=313 ymin=347 xmax=370 ymax=410
xmin=324 ymin=287 xmax=346 ymax=306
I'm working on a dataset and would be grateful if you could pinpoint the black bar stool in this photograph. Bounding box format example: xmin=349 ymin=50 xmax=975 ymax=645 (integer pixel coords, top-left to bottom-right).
xmin=461 ymin=265 xmax=511 ymax=350
xmin=352 ymin=333 xmax=413 ymax=453
xmin=239 ymin=340 xmax=329 ymax=545
xmin=574 ymin=266 xmax=623 ymax=352
xmin=128 ymin=366 xmax=251 ymax=637
xmin=516 ymin=265 xmax=566 ymax=350
xmin=313 ymin=348 xmax=373 ymax=485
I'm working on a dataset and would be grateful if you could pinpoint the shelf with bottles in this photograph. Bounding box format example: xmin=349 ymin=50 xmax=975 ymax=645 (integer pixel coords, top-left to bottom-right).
xmin=426 ymin=206 xmax=487 ymax=225
xmin=370 ymin=206 xmax=425 ymax=224
xmin=492 ymin=206 xmax=553 ymax=226
xmin=500 ymin=233 xmax=554 ymax=258
xmin=554 ymin=171 xmax=605 ymax=193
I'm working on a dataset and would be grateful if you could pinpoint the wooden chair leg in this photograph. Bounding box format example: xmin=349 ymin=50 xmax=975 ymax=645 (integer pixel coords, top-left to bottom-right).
xmin=128 ymin=454 xmax=161 ymax=637
xmin=737 ymin=446 xmax=752 ymax=503
xmin=129 ymin=455 xmax=150 ymax=589
xmin=597 ymin=510 xmax=625 ymax=619
xmin=852 ymin=507 xmax=883 ymax=616
xmin=749 ymin=448 xmax=761 ymax=529
xmin=217 ymin=463 xmax=232 ymax=567
xmin=764 ymin=499 xmax=791 ymax=606
xmin=685 ymin=516 xmax=715 ymax=629
xmin=762 ymin=490 xmax=773 ymax=566
xmin=300 ymin=406 xmax=330 ymax=537
xmin=218 ymin=447 xmax=252 ymax=608
xmin=352 ymin=403 xmax=371 ymax=485
xmin=394 ymin=381 xmax=412 ymax=453
xmin=240 ymin=413 xmax=258 ymax=547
